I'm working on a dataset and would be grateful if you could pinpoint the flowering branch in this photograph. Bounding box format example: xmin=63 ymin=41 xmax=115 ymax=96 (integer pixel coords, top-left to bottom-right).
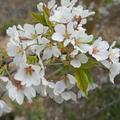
xmin=0 ymin=0 xmax=120 ymax=116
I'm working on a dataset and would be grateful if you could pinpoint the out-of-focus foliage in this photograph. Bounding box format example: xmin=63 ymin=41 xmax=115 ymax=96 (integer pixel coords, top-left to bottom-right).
xmin=104 ymin=0 xmax=114 ymax=4
xmin=13 ymin=99 xmax=45 ymax=120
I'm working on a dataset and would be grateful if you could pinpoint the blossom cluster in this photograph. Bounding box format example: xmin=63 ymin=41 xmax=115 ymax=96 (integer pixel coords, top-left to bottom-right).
xmin=0 ymin=0 xmax=120 ymax=115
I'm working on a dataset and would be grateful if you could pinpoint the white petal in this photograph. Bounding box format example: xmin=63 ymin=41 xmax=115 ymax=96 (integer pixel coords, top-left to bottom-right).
xmin=54 ymin=96 xmax=64 ymax=104
xmin=109 ymin=63 xmax=120 ymax=83
xmin=93 ymin=51 xmax=109 ymax=61
xmin=70 ymin=59 xmax=81 ymax=68
xmin=43 ymin=48 xmax=53 ymax=60
xmin=52 ymin=32 xmax=64 ymax=42
xmin=24 ymin=87 xmax=36 ymax=102
xmin=79 ymin=53 xmax=88 ymax=64
xmin=54 ymin=81 xmax=66 ymax=95
xmin=67 ymin=22 xmax=74 ymax=34
xmin=99 ymin=41 xmax=109 ymax=50
xmin=67 ymin=74 xmax=76 ymax=85
xmin=6 ymin=26 xmax=19 ymax=38
xmin=101 ymin=60 xmax=111 ymax=69
xmin=52 ymin=46 xmax=61 ymax=57
xmin=24 ymin=24 xmax=35 ymax=35
xmin=35 ymin=23 xmax=44 ymax=34
xmin=70 ymin=92 xmax=77 ymax=101
xmin=0 ymin=77 xmax=9 ymax=82
xmin=35 ymin=85 xmax=47 ymax=96
xmin=37 ymin=2 xmax=43 ymax=12
xmin=61 ymin=92 xmax=71 ymax=101
xmin=48 ymin=0 xmax=56 ymax=9
xmin=42 ymin=78 xmax=49 ymax=86
xmin=16 ymin=92 xmax=24 ymax=105
xmin=61 ymin=0 xmax=70 ymax=7
xmin=70 ymin=50 xmax=78 ymax=57
xmin=64 ymin=39 xmax=70 ymax=47
xmin=55 ymin=24 xmax=65 ymax=34
xmin=38 ymin=37 xmax=50 ymax=44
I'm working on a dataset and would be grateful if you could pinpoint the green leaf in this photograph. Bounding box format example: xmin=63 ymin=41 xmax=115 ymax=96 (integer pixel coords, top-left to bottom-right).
xmin=0 ymin=65 xmax=7 ymax=76
xmin=32 ymin=12 xmax=47 ymax=26
xmin=32 ymin=6 xmax=54 ymax=32
xmin=43 ymin=9 xmax=53 ymax=31
xmin=84 ymin=69 xmax=93 ymax=84
xmin=74 ymin=69 xmax=90 ymax=96
xmin=81 ymin=58 xmax=98 ymax=69
xmin=116 ymin=40 xmax=120 ymax=48
xmin=0 ymin=48 xmax=8 ymax=58
xmin=27 ymin=55 xmax=39 ymax=64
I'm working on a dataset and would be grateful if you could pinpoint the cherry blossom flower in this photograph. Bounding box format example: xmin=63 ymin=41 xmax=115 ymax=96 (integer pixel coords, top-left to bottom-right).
xmin=33 ymin=37 xmax=61 ymax=60
xmin=14 ymin=64 xmax=43 ymax=87
xmin=7 ymin=81 xmax=36 ymax=105
xmin=89 ymin=37 xmax=109 ymax=61
xmin=7 ymin=41 xmax=26 ymax=66
xmin=50 ymin=6 xmax=73 ymax=23
xmin=73 ymin=31 xmax=93 ymax=53
xmin=52 ymin=22 xmax=74 ymax=42
xmin=0 ymin=77 xmax=36 ymax=105
xmin=72 ymin=5 xmax=95 ymax=26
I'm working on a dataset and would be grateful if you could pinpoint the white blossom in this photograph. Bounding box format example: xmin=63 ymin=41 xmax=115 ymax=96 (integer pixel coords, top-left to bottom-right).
xmin=73 ymin=31 xmax=93 ymax=53
xmin=52 ymin=23 xmax=74 ymax=42
xmin=15 ymin=64 xmax=43 ymax=87
xmin=89 ymin=37 xmax=109 ymax=61
xmin=50 ymin=6 xmax=73 ymax=23
xmin=72 ymin=5 xmax=95 ymax=26
xmin=0 ymin=77 xmax=36 ymax=105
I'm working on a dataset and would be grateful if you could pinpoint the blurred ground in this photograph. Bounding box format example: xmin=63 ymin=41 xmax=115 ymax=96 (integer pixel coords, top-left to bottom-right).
xmin=0 ymin=0 xmax=120 ymax=120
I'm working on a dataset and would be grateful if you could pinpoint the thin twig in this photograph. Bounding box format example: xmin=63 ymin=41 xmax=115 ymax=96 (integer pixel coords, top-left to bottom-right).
xmin=47 ymin=67 xmax=63 ymax=79
xmin=46 ymin=63 xmax=63 ymax=66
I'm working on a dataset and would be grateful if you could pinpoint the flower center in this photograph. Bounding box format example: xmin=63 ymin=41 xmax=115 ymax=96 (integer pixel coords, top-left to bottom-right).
xmin=93 ymin=47 xmax=100 ymax=54
xmin=12 ymin=79 xmax=24 ymax=90
xmin=47 ymin=43 xmax=53 ymax=49
xmin=76 ymin=39 xmax=82 ymax=45
xmin=15 ymin=47 xmax=22 ymax=54
xmin=31 ymin=34 xmax=38 ymax=39
xmin=73 ymin=15 xmax=81 ymax=23
xmin=25 ymin=66 xmax=35 ymax=76
xmin=64 ymin=32 xmax=70 ymax=39
xmin=61 ymin=45 xmax=74 ymax=54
